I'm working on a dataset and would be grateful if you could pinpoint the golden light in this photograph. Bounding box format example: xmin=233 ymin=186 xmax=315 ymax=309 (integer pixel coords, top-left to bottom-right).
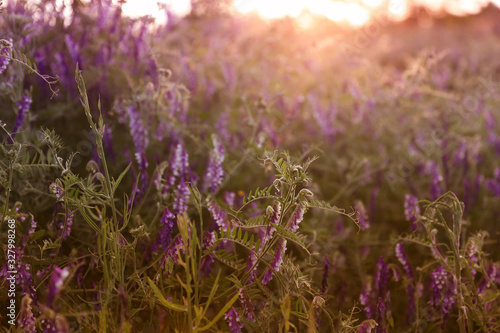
xmin=108 ymin=0 xmax=500 ymax=28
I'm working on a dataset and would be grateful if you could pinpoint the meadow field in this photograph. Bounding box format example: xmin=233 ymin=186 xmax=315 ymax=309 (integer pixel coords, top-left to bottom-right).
xmin=1 ymin=0 xmax=500 ymax=332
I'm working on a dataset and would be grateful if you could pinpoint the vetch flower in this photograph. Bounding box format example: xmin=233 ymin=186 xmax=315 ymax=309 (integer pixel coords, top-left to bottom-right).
xmin=224 ymin=307 xmax=244 ymax=333
xmin=10 ymin=93 xmax=33 ymax=140
xmin=289 ymin=203 xmax=306 ymax=231
xmin=18 ymin=295 xmax=36 ymax=333
xmin=201 ymin=231 xmax=216 ymax=278
xmin=202 ymin=135 xmax=225 ymax=193
xmin=207 ymin=198 xmax=228 ymax=232
xmin=320 ymin=256 xmax=330 ymax=294
xmin=355 ymin=200 xmax=369 ymax=230
xmin=155 ymin=207 xmax=175 ymax=253
xmin=404 ymin=194 xmax=420 ymax=231
xmin=46 ymin=266 xmax=70 ymax=308
xmin=239 ymin=287 xmax=256 ymax=322
xmin=127 ymin=104 xmax=149 ymax=154
xmin=262 ymin=239 xmax=287 ymax=285
xmin=0 ymin=38 xmax=12 ymax=74
xmin=429 ymin=265 xmax=456 ymax=320
xmin=245 ymin=250 xmax=258 ymax=284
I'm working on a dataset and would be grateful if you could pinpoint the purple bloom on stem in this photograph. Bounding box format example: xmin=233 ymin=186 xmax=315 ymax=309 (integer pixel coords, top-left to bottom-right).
xmin=46 ymin=266 xmax=70 ymax=308
xmin=289 ymin=203 xmax=306 ymax=231
xmin=0 ymin=38 xmax=12 ymax=74
xmin=155 ymin=207 xmax=175 ymax=253
xmin=10 ymin=93 xmax=33 ymax=140
xmin=59 ymin=211 xmax=74 ymax=240
xmin=207 ymin=198 xmax=228 ymax=232
xmin=239 ymin=287 xmax=257 ymax=321
xmin=224 ymin=307 xmax=244 ymax=333
xmin=262 ymin=203 xmax=281 ymax=245
xmin=375 ymin=298 xmax=387 ymax=333
xmin=201 ymin=231 xmax=216 ymax=278
xmin=395 ymin=243 xmax=413 ymax=279
xmin=262 ymin=239 xmax=287 ymax=285
xmin=395 ymin=243 xmax=416 ymax=322
xmin=320 ymin=256 xmax=330 ymax=294
xmin=246 ymin=250 xmax=258 ymax=284
xmin=355 ymin=200 xmax=369 ymax=230
xmin=18 ymin=295 xmax=36 ymax=333
xmin=429 ymin=265 xmax=456 ymax=320
xmin=127 ymin=105 xmax=149 ymax=154
xmin=358 ymin=319 xmax=377 ymax=333
xmin=404 ymin=194 xmax=420 ymax=231
xmin=173 ymin=178 xmax=190 ymax=214
xmin=224 ymin=191 xmax=236 ymax=208
xmin=374 ymin=257 xmax=390 ymax=299
xmin=202 ymin=135 xmax=225 ymax=193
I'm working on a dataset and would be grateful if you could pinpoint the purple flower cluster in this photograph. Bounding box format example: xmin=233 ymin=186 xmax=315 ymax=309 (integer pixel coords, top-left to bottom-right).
xmin=11 ymin=93 xmax=33 ymax=139
xmin=0 ymin=38 xmax=12 ymax=74
xmin=202 ymin=135 xmax=225 ymax=193
xmin=262 ymin=239 xmax=287 ymax=285
xmin=320 ymin=256 xmax=330 ymax=294
xmin=395 ymin=243 xmax=416 ymax=322
xmin=225 ymin=307 xmax=244 ymax=333
xmin=201 ymin=231 xmax=216 ymax=278
xmin=429 ymin=265 xmax=456 ymax=321
xmin=127 ymin=104 xmax=149 ymax=154
xmin=403 ymin=194 xmax=420 ymax=231
xmin=239 ymin=287 xmax=257 ymax=322
xmin=262 ymin=203 xmax=281 ymax=244
xmin=360 ymin=257 xmax=391 ymax=321
xmin=289 ymin=203 xmax=306 ymax=231
xmin=153 ymin=207 xmax=175 ymax=254
xmin=18 ymin=295 xmax=36 ymax=333
xmin=46 ymin=266 xmax=70 ymax=308
xmin=355 ymin=200 xmax=369 ymax=230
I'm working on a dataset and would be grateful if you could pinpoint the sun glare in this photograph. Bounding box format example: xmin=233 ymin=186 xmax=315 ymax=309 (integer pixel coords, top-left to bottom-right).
xmin=110 ymin=0 xmax=499 ymax=28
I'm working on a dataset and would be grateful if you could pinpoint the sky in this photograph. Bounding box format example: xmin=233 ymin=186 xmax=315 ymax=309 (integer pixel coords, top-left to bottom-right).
xmin=62 ymin=0 xmax=500 ymax=27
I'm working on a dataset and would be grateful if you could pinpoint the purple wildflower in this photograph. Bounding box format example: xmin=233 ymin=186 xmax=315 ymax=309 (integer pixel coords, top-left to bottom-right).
xmin=239 ymin=287 xmax=257 ymax=321
xmin=224 ymin=307 xmax=244 ymax=333
xmin=360 ymin=282 xmax=373 ymax=318
xmin=59 ymin=210 xmax=74 ymax=240
xmin=22 ymin=214 xmax=37 ymax=246
xmin=429 ymin=265 xmax=456 ymax=320
xmin=246 ymin=250 xmax=258 ymax=284
xmin=207 ymin=198 xmax=228 ymax=232
xmin=173 ymin=178 xmax=190 ymax=214
xmin=355 ymin=200 xmax=369 ymax=230
xmin=46 ymin=266 xmax=70 ymax=308
xmin=404 ymin=194 xmax=420 ymax=231
xmin=202 ymin=135 xmax=225 ymax=193
xmin=224 ymin=191 xmax=236 ymax=208
xmin=167 ymin=143 xmax=190 ymax=191
xmin=358 ymin=319 xmax=377 ymax=333
xmin=374 ymin=298 xmax=387 ymax=333
xmin=155 ymin=207 xmax=175 ymax=253
xmin=374 ymin=257 xmax=390 ymax=299
xmin=289 ymin=203 xmax=306 ymax=231
xmin=262 ymin=203 xmax=281 ymax=245
xmin=262 ymin=239 xmax=287 ymax=285
xmin=201 ymin=231 xmax=216 ymax=278
xmin=395 ymin=243 xmax=413 ymax=279
xmin=127 ymin=104 xmax=149 ymax=154
xmin=320 ymin=256 xmax=330 ymax=294
xmin=395 ymin=243 xmax=416 ymax=322
xmin=0 ymin=38 xmax=12 ymax=74
xmin=18 ymin=295 xmax=36 ymax=333
xmin=11 ymin=93 xmax=33 ymax=140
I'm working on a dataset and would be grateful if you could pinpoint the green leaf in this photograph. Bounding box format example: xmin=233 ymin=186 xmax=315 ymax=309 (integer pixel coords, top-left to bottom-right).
xmin=147 ymin=277 xmax=186 ymax=312
xmin=197 ymin=291 xmax=240 ymax=331
xmin=112 ymin=163 xmax=132 ymax=195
